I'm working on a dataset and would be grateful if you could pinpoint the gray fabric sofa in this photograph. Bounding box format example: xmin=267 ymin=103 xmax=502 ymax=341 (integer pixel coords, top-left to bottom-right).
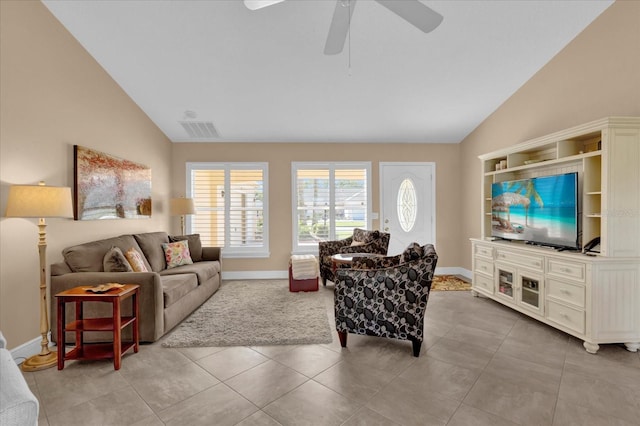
xmin=0 ymin=332 xmax=39 ymax=426
xmin=50 ymin=232 xmax=221 ymax=343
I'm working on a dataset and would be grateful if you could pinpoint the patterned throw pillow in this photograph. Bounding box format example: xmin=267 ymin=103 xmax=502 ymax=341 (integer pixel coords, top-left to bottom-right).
xmin=169 ymin=234 xmax=202 ymax=262
xmin=400 ymin=242 xmax=424 ymax=263
xmin=103 ymin=246 xmax=133 ymax=272
xmin=124 ymin=247 xmax=149 ymax=272
xmin=162 ymin=240 xmax=193 ymax=269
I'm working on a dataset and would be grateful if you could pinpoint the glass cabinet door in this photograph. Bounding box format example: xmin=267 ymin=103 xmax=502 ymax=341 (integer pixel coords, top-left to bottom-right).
xmin=517 ymin=270 xmax=544 ymax=316
xmin=496 ymin=265 xmax=516 ymax=303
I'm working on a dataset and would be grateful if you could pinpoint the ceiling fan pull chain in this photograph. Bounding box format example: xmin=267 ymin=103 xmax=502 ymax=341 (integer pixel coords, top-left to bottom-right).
xmin=348 ymin=0 xmax=352 ymax=76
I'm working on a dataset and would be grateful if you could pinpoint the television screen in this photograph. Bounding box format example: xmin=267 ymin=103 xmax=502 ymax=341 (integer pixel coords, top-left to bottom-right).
xmin=491 ymin=172 xmax=579 ymax=249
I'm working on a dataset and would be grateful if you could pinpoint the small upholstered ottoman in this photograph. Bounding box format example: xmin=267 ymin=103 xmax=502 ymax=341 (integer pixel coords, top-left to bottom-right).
xmin=289 ymin=255 xmax=319 ymax=292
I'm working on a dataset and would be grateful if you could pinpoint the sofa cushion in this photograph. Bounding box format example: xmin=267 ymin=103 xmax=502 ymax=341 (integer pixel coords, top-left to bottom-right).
xmin=103 ymin=247 xmax=133 ymax=272
xmin=162 ymin=240 xmax=193 ymax=269
xmin=170 ymin=234 xmax=203 ymax=262
xmin=63 ymin=235 xmax=151 ymax=272
xmin=134 ymin=232 xmax=169 ymax=272
xmin=159 ymin=261 xmax=220 ymax=285
xmin=160 ymin=274 xmax=198 ymax=308
xmin=125 ymin=248 xmax=149 ymax=272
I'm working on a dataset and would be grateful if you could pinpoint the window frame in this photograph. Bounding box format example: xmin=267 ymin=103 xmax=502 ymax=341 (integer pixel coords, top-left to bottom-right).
xmin=291 ymin=161 xmax=372 ymax=254
xmin=186 ymin=162 xmax=269 ymax=258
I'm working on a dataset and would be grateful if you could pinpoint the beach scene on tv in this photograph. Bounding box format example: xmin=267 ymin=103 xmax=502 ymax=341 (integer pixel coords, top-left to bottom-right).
xmin=491 ymin=173 xmax=579 ymax=249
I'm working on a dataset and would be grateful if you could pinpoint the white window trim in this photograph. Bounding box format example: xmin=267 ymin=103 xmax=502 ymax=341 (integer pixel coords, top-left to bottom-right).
xmin=291 ymin=162 xmax=372 ymax=255
xmin=186 ymin=162 xmax=269 ymax=258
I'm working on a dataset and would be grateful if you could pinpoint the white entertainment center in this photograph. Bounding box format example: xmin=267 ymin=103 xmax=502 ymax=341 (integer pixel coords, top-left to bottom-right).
xmin=471 ymin=117 xmax=640 ymax=354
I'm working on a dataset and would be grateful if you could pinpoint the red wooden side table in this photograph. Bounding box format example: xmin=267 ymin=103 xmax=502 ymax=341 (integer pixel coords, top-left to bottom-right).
xmin=56 ymin=284 xmax=139 ymax=370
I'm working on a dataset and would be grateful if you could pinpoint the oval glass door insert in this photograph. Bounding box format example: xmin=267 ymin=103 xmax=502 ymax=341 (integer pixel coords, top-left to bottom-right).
xmin=397 ymin=178 xmax=417 ymax=232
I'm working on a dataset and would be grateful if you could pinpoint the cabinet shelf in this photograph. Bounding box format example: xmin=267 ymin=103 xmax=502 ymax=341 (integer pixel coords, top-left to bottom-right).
xmin=484 ymin=151 xmax=600 ymax=177
xmin=65 ymin=317 xmax=136 ymax=332
xmin=64 ymin=342 xmax=136 ymax=362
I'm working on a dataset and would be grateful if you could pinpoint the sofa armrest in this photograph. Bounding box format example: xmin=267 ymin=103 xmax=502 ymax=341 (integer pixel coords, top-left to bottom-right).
xmin=50 ymin=272 xmax=164 ymax=343
xmin=201 ymin=247 xmax=221 ymax=262
xmin=1 ymin=348 xmax=39 ymax=426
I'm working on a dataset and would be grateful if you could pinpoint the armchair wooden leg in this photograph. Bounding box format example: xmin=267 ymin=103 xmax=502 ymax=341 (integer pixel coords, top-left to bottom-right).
xmin=337 ymin=331 xmax=347 ymax=348
xmin=410 ymin=337 xmax=422 ymax=357
xmin=322 ymin=277 xmax=327 ymax=286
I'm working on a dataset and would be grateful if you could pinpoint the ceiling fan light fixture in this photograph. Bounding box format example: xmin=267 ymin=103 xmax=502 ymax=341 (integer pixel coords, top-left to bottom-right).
xmin=243 ymin=0 xmax=286 ymax=11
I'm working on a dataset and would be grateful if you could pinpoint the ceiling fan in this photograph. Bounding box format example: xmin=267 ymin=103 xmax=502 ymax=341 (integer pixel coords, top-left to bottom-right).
xmin=244 ymin=0 xmax=443 ymax=55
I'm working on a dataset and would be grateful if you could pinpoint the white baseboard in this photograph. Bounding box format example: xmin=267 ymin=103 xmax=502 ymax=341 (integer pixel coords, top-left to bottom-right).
xmin=9 ymin=333 xmax=57 ymax=366
xmin=223 ymin=267 xmax=472 ymax=281
xmin=435 ymin=267 xmax=472 ymax=280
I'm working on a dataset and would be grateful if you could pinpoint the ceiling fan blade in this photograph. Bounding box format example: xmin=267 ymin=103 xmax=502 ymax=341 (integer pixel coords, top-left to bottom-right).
xmin=324 ymin=0 xmax=358 ymax=55
xmin=244 ymin=0 xmax=286 ymax=11
xmin=375 ymin=0 xmax=443 ymax=33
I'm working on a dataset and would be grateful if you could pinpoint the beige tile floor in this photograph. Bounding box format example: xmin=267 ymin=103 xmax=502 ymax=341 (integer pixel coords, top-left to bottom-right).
xmin=22 ymin=281 xmax=640 ymax=426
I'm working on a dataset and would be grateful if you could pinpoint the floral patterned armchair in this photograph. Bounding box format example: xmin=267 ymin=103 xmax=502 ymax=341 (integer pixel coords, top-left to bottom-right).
xmin=318 ymin=228 xmax=390 ymax=286
xmin=334 ymin=243 xmax=438 ymax=357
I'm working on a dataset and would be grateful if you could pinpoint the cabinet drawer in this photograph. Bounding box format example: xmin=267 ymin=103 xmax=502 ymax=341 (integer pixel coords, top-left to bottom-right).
xmin=547 ymin=259 xmax=586 ymax=282
xmin=547 ymin=279 xmax=585 ymax=308
xmin=474 ymin=244 xmax=494 ymax=259
xmin=547 ymin=300 xmax=585 ymax=335
xmin=473 ymin=273 xmax=494 ymax=294
xmin=474 ymin=258 xmax=494 ymax=277
xmin=495 ymin=250 xmax=543 ymax=270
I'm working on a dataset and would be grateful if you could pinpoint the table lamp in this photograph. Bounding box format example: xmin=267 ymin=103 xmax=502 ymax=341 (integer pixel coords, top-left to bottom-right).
xmin=5 ymin=181 xmax=74 ymax=371
xmin=170 ymin=197 xmax=196 ymax=235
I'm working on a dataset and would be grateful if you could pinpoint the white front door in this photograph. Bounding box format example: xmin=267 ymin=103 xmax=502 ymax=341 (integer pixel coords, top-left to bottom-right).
xmin=380 ymin=162 xmax=435 ymax=255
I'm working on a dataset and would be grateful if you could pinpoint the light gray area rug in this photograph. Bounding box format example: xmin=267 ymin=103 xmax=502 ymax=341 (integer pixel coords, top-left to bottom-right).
xmin=162 ymin=280 xmax=333 ymax=348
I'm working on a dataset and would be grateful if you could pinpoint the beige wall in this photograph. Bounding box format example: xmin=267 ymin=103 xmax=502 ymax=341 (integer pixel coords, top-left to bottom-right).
xmin=171 ymin=142 xmax=461 ymax=273
xmin=0 ymin=1 xmax=172 ymax=348
xmin=459 ymin=0 xmax=640 ymax=269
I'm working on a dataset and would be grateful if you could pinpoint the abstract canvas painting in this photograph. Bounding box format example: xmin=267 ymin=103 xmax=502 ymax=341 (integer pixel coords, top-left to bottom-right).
xmin=74 ymin=145 xmax=152 ymax=220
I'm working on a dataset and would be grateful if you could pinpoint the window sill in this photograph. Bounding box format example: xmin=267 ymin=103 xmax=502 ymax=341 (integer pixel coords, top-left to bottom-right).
xmin=221 ymin=250 xmax=270 ymax=259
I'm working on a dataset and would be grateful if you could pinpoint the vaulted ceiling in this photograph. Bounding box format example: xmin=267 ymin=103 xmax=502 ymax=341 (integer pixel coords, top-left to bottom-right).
xmin=42 ymin=0 xmax=613 ymax=143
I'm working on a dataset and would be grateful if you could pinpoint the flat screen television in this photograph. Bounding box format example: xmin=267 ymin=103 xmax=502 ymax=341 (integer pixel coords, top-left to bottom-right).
xmin=491 ymin=172 xmax=579 ymax=250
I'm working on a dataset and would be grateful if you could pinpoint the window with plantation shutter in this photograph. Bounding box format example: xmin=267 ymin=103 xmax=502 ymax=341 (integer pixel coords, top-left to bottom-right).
xmin=187 ymin=163 xmax=268 ymax=258
xmin=292 ymin=162 xmax=371 ymax=253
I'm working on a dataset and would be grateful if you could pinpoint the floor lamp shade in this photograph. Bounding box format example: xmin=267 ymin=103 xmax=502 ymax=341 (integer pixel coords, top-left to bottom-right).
xmin=5 ymin=184 xmax=74 ymax=218
xmin=5 ymin=182 xmax=73 ymax=371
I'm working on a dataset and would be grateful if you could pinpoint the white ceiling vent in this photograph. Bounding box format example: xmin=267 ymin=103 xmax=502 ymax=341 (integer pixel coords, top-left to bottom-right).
xmin=179 ymin=121 xmax=219 ymax=139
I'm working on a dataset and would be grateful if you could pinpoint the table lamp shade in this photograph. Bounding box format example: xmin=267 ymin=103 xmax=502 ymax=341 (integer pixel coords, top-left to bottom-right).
xmin=170 ymin=198 xmax=196 ymax=216
xmin=5 ymin=184 xmax=74 ymax=218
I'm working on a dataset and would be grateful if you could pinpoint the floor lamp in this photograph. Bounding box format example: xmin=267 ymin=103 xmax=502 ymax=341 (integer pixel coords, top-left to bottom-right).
xmin=170 ymin=197 xmax=196 ymax=235
xmin=5 ymin=182 xmax=74 ymax=371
